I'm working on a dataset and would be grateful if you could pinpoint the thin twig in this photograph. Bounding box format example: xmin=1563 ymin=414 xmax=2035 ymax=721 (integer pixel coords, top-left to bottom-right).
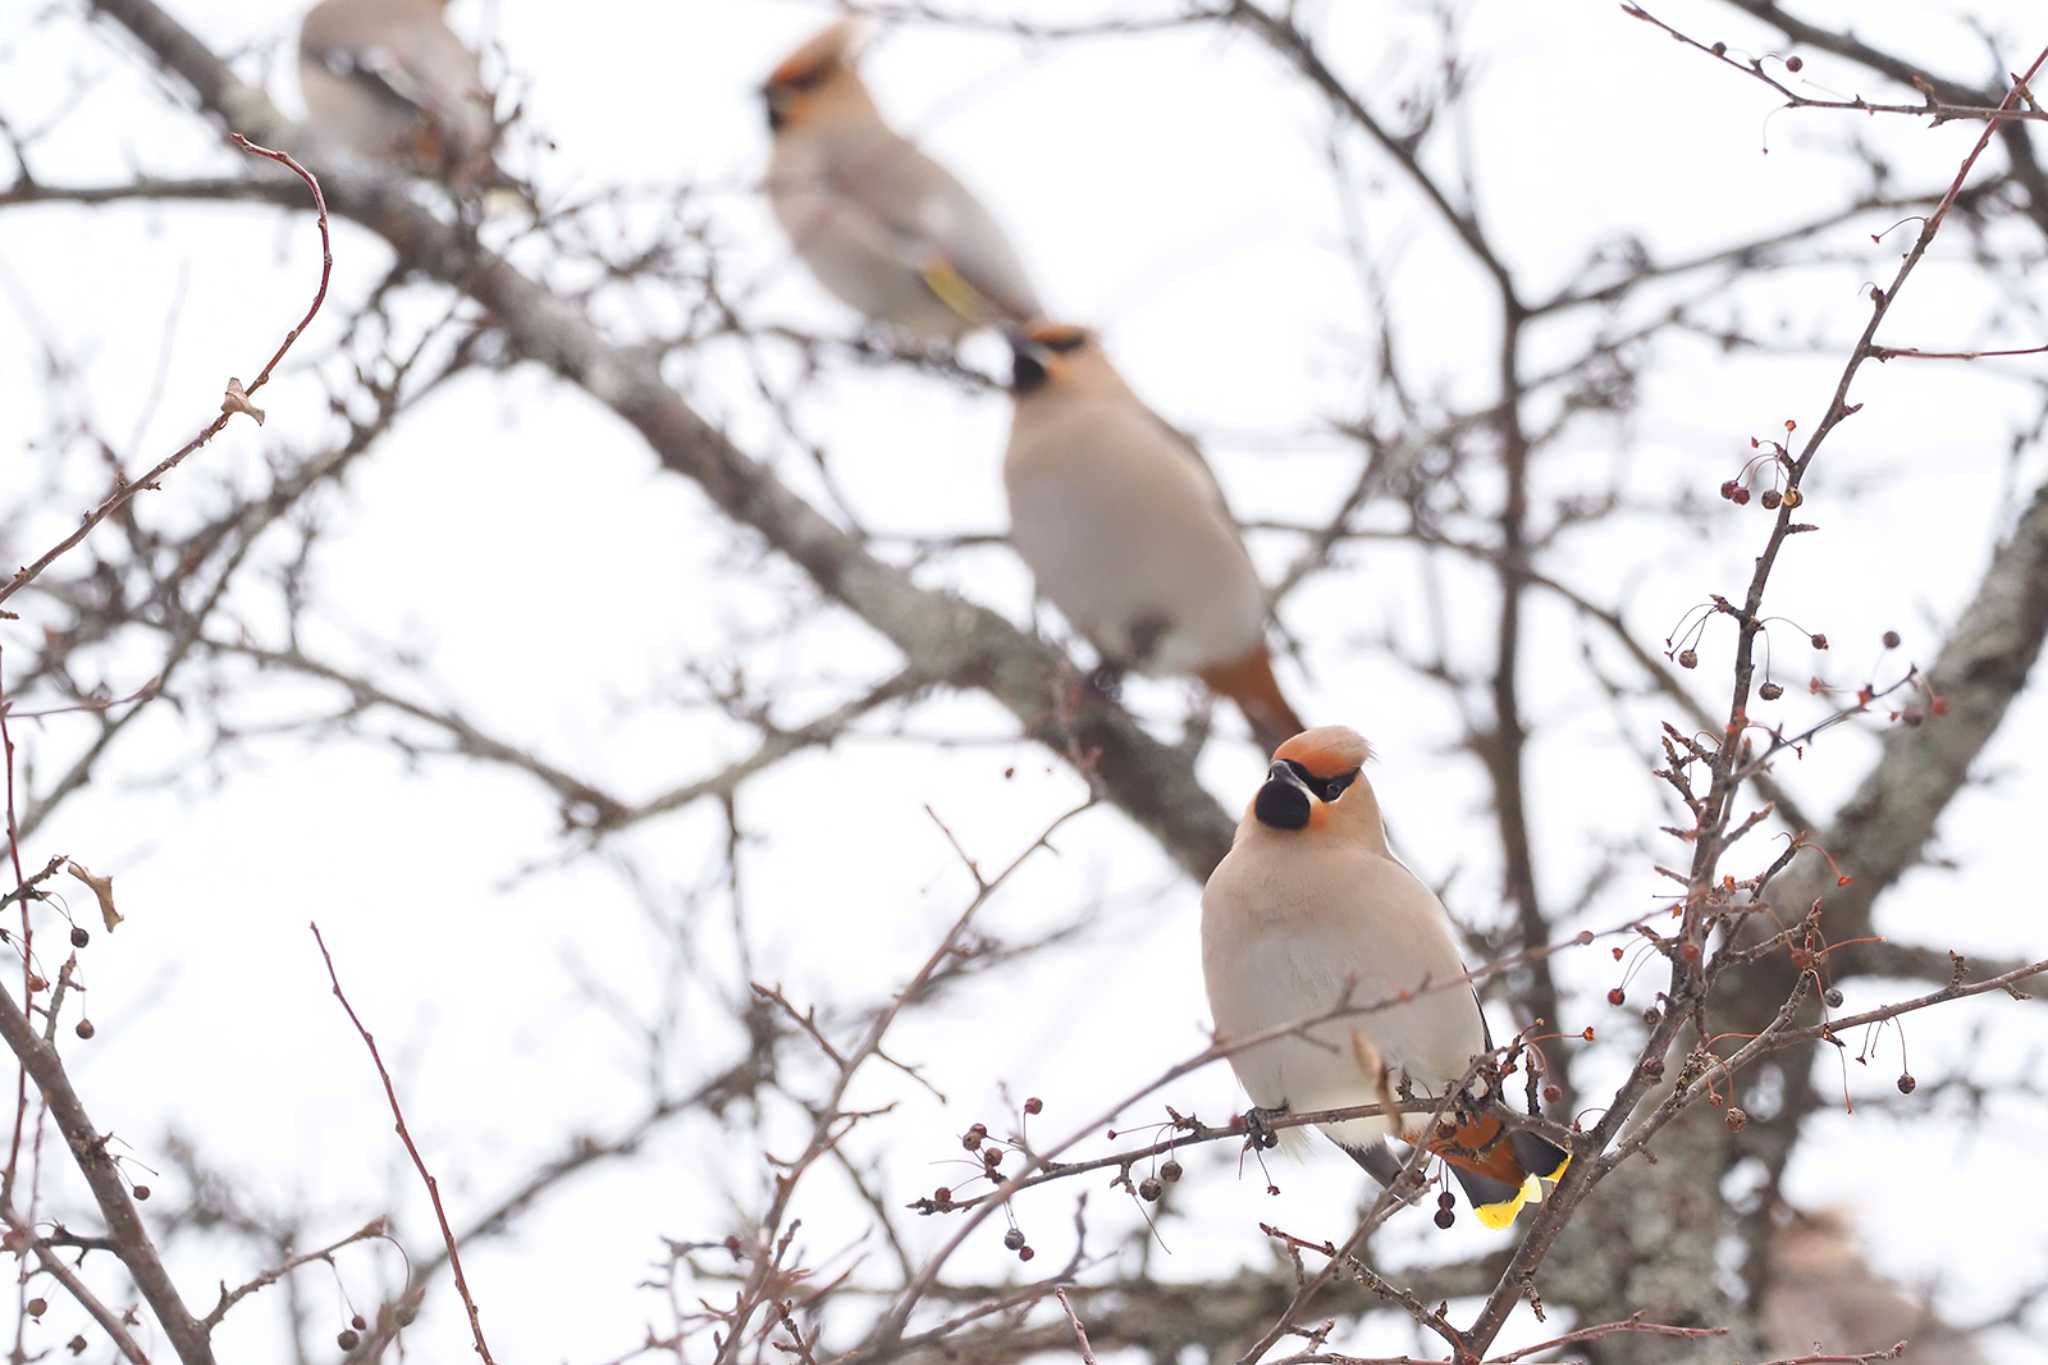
xmin=310 ymin=924 xmax=496 ymax=1364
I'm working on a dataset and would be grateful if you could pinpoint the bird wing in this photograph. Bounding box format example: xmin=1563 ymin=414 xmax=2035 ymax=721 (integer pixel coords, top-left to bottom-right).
xmin=309 ymin=16 xmax=489 ymax=149
xmin=826 ymin=138 xmax=1042 ymax=326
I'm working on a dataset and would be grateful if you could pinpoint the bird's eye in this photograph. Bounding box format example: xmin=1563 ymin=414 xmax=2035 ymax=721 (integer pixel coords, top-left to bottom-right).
xmin=1042 ymin=330 xmax=1088 ymax=354
xmin=1321 ymin=769 xmax=1358 ymax=800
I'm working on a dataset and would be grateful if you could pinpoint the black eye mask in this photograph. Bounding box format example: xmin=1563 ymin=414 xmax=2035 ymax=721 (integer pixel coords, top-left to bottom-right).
xmin=1281 ymin=759 xmax=1358 ymax=803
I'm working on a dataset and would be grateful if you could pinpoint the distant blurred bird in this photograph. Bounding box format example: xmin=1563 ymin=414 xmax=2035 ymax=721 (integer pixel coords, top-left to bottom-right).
xmin=761 ymin=20 xmax=1041 ymax=340
xmin=1762 ymin=1207 xmax=1988 ymax=1363
xmin=1003 ymin=322 xmax=1302 ymax=750
xmin=1201 ymin=726 xmax=1570 ymax=1228
xmin=297 ymin=0 xmax=511 ymax=193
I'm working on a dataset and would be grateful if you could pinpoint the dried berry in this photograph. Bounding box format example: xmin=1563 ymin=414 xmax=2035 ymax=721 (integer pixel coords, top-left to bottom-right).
xmin=983 ymin=1147 xmax=1003 ymax=1169
xmin=69 ymin=926 xmax=88 ymax=949
xmin=1433 ymin=1208 xmax=1455 ymax=1230
xmin=1759 ymin=681 xmax=1783 ymax=701
xmin=1542 ymin=1084 xmax=1563 ymax=1105
xmin=1897 ymin=1073 xmax=1917 ymax=1094
xmin=1782 ymin=488 xmax=1803 ymax=509
xmin=1024 ymin=1097 xmax=1043 ymax=1115
xmin=1824 ymin=987 xmax=1844 ymax=1008
xmin=724 ymin=1234 xmax=742 ymax=1255
xmin=1161 ymin=1159 xmax=1183 ymax=1183
xmin=1607 ymin=988 xmax=1625 ymax=1006
xmin=132 ymin=1185 xmax=150 ymax=1201
xmin=1760 ymin=489 xmax=1782 ymax=510
xmin=1882 ymin=630 xmax=1901 ymax=649
xmin=1438 ymin=1191 xmax=1455 ymax=1209
xmin=1731 ymin=487 xmax=1751 ymax=505
xmin=1678 ymin=649 xmax=1698 ymax=669
xmin=74 ymin=1019 xmax=95 ymax=1040
xmin=1785 ymin=54 xmax=1804 ymax=71
xmin=1724 ymin=1106 xmax=1747 ymax=1132
xmin=352 ymin=1315 xmax=367 ymax=1332
xmin=1018 ymin=1246 xmax=1035 ymax=1262
xmin=1810 ymin=633 xmax=1828 ymax=650
xmin=1139 ymin=1177 xmax=1163 ymax=1202
xmin=337 ymin=1329 xmax=361 ymax=1351
xmin=934 ymin=1186 xmax=952 ymax=1207
xmin=1003 ymin=1228 xmax=1025 ymax=1251
xmin=26 ymin=1298 xmax=45 ymax=1318
xmin=1931 ymin=696 xmax=1949 ymax=716
xmin=1711 ymin=41 xmax=1727 ymax=56
xmin=962 ymin=1123 xmax=986 ymax=1151
xmin=1718 ymin=479 xmax=1737 ymax=500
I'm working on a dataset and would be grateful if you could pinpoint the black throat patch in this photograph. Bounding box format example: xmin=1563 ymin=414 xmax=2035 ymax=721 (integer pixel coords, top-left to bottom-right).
xmin=1253 ymin=779 xmax=1310 ymax=831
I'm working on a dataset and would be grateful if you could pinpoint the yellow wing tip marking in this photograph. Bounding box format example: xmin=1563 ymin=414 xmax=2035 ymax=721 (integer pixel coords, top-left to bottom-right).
xmin=919 ymin=259 xmax=990 ymax=325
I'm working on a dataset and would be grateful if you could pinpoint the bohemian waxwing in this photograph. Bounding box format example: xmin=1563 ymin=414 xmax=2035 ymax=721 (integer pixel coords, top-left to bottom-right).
xmin=1200 ymin=726 xmax=1569 ymax=1228
xmin=761 ymin=20 xmax=1041 ymax=340
xmin=1004 ymin=322 xmax=1304 ymax=751
xmin=297 ymin=0 xmax=508 ymax=192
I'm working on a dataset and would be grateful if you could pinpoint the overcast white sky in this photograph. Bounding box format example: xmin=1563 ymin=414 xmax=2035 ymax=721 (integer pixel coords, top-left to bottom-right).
xmin=1 ymin=0 xmax=2045 ymax=1360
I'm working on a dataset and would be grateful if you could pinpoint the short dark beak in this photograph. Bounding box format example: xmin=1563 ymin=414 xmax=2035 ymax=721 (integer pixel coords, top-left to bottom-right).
xmin=1007 ymin=334 xmax=1049 ymax=395
xmin=1253 ymin=761 xmax=1312 ymax=831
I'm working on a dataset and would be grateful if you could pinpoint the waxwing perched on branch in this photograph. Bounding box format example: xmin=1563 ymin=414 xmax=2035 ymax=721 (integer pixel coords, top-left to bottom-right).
xmin=761 ymin=20 xmax=1041 ymax=340
xmin=1004 ymin=322 xmax=1303 ymax=751
xmin=1201 ymin=726 xmax=1570 ymax=1228
xmin=297 ymin=0 xmax=512 ymax=193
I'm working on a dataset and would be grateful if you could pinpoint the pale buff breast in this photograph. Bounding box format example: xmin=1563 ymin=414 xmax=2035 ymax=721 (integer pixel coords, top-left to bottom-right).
xmin=1201 ymin=832 xmax=1486 ymax=1149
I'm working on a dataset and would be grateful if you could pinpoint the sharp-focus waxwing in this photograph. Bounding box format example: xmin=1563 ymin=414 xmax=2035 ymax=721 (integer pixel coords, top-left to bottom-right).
xmin=1201 ymin=726 xmax=1569 ymax=1228
xmin=1004 ymin=322 xmax=1304 ymax=751
xmin=297 ymin=0 xmax=507 ymax=191
xmin=761 ymin=20 xmax=1041 ymax=340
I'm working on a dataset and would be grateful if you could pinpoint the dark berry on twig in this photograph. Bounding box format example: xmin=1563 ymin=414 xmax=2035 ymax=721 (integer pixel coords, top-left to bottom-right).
xmin=1434 ymin=1208 xmax=1455 ymax=1230
xmin=69 ymin=926 xmax=88 ymax=948
xmin=1759 ymin=681 xmax=1783 ymax=701
xmin=1898 ymin=1074 xmax=1917 ymax=1094
xmin=1003 ymin=1228 xmax=1025 ymax=1251
xmin=1139 ymin=1176 xmax=1163 ymax=1202
xmin=337 ymin=1329 xmax=361 ymax=1350
xmin=1024 ymin=1096 xmax=1042 ymax=1115
xmin=1161 ymin=1159 xmax=1182 ymax=1183
xmin=1882 ymin=630 xmax=1901 ymax=648
xmin=74 ymin=1019 xmax=94 ymax=1040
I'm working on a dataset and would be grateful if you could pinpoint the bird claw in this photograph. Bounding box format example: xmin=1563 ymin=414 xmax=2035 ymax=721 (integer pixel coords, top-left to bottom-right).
xmin=1244 ymin=1104 xmax=1286 ymax=1150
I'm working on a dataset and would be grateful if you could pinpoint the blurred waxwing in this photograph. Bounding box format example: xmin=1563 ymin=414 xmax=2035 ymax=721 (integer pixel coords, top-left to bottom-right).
xmin=1201 ymin=727 xmax=1570 ymax=1229
xmin=1762 ymin=1207 xmax=1988 ymax=1363
xmin=1004 ymin=323 xmax=1303 ymax=751
xmin=761 ymin=20 xmax=1041 ymax=340
xmin=297 ymin=0 xmax=510 ymax=193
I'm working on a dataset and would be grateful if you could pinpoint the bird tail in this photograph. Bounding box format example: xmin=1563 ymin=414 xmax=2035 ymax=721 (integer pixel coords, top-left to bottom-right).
xmin=1199 ymin=647 xmax=1305 ymax=754
xmin=1428 ymin=1114 xmax=1571 ymax=1230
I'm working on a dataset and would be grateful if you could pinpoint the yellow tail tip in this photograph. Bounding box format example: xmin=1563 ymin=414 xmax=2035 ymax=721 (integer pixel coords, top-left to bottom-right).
xmin=1473 ymin=1186 xmax=1529 ymax=1230
xmin=1474 ymin=1158 xmax=1569 ymax=1229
